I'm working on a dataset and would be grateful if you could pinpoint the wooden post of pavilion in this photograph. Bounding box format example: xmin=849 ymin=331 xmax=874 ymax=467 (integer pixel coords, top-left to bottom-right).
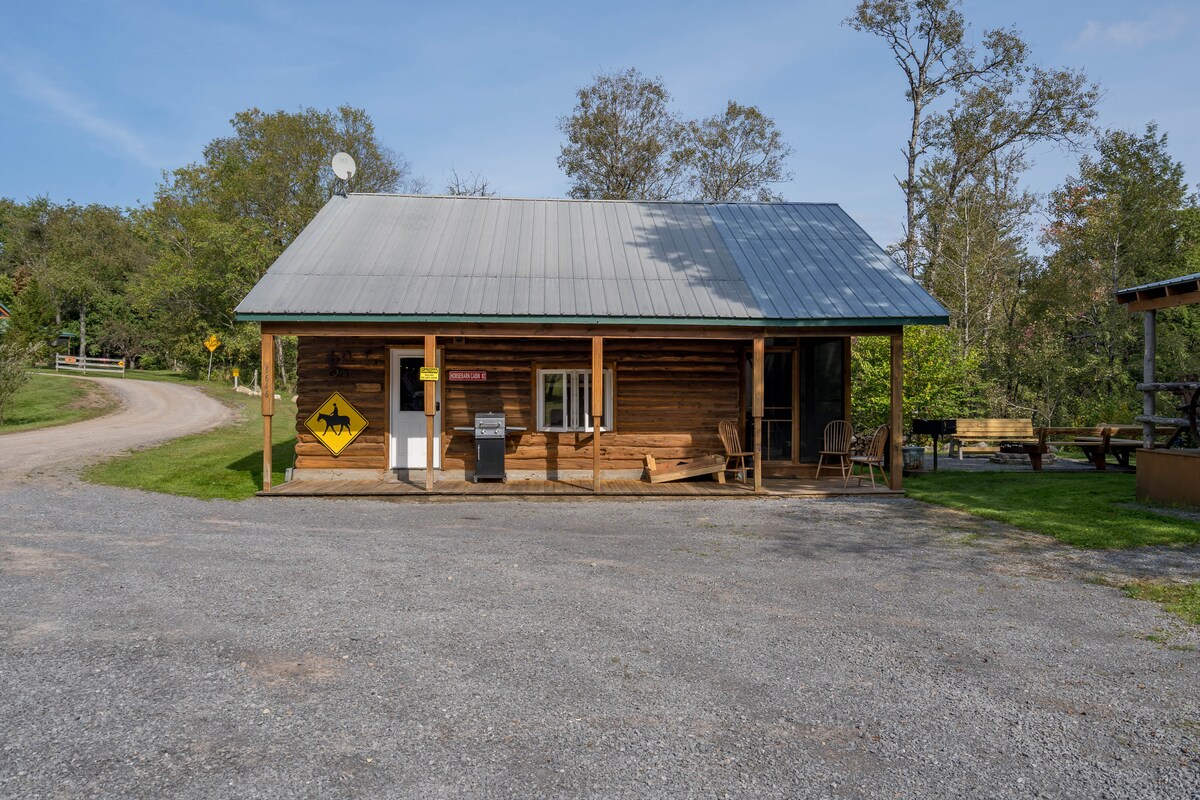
xmin=889 ymin=331 xmax=904 ymax=491
xmin=752 ymin=335 xmax=764 ymax=493
xmin=260 ymin=333 xmax=275 ymax=493
xmin=424 ymin=334 xmax=437 ymax=492
xmin=592 ymin=335 xmax=603 ymax=493
xmin=1143 ymin=310 xmax=1157 ymax=449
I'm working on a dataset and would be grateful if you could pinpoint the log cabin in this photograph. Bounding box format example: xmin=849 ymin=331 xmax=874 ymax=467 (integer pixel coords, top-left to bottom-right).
xmin=235 ymin=194 xmax=948 ymax=494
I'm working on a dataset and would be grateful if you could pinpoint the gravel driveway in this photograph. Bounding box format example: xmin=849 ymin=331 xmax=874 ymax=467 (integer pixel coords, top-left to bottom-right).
xmin=0 ymin=376 xmax=231 ymax=481
xmin=2 ymin=484 xmax=1198 ymax=799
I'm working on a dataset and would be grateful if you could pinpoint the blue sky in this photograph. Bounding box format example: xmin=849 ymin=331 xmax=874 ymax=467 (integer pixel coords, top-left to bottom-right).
xmin=1 ymin=1 xmax=1197 ymax=248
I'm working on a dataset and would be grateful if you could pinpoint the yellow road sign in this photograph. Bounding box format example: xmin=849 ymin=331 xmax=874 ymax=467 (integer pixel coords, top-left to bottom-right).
xmin=204 ymin=334 xmax=221 ymax=352
xmin=419 ymin=366 xmax=440 ymax=381
xmin=231 ymin=367 xmax=240 ymax=377
xmin=303 ymin=392 xmax=369 ymax=456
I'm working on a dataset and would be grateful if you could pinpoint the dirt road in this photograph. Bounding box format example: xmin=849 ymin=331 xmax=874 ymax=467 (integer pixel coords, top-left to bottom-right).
xmin=0 ymin=376 xmax=232 ymax=481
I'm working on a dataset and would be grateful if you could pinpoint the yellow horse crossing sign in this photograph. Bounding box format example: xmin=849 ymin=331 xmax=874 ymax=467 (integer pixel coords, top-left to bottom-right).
xmin=303 ymin=392 xmax=369 ymax=456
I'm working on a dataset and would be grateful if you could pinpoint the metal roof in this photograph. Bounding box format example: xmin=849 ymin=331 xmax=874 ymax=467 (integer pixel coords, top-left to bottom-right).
xmin=1116 ymin=272 xmax=1200 ymax=303
xmin=236 ymin=194 xmax=948 ymax=326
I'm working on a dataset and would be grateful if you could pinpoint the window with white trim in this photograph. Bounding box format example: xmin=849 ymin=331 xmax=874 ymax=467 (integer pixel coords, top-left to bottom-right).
xmin=537 ymin=369 xmax=614 ymax=432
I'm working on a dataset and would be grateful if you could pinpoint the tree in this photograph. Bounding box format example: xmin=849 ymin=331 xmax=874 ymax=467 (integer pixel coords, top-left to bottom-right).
xmin=136 ymin=105 xmax=414 ymax=386
xmin=199 ymin=106 xmax=419 ymax=251
xmin=0 ymin=342 xmax=40 ymax=424
xmin=558 ymin=70 xmax=794 ymax=202
xmin=846 ymin=0 xmax=1027 ymax=274
xmin=918 ymin=149 xmax=1037 ymax=360
xmin=444 ymin=168 xmax=496 ymax=197
xmin=1032 ymin=123 xmax=1198 ymax=422
xmin=35 ymin=204 xmax=148 ymax=358
xmin=851 ymin=326 xmax=984 ymax=430
xmin=557 ymin=69 xmax=689 ymax=200
xmin=685 ymin=102 xmax=793 ymax=201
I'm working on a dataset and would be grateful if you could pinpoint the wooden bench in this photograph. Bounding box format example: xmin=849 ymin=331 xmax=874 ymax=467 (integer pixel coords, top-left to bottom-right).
xmin=948 ymin=419 xmax=1036 ymax=459
xmin=644 ymin=454 xmax=727 ymax=484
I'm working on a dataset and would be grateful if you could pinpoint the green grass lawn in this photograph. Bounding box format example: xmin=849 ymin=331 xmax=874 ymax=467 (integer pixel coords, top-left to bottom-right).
xmin=905 ymin=471 xmax=1200 ymax=548
xmin=83 ymin=385 xmax=296 ymax=501
xmin=0 ymin=373 xmax=120 ymax=434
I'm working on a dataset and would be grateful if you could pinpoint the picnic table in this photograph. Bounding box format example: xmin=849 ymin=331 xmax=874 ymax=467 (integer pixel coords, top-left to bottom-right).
xmin=1001 ymin=425 xmax=1173 ymax=471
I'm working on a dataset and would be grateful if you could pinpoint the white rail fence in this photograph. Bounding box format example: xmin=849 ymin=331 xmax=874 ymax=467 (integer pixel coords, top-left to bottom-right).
xmin=54 ymin=354 xmax=126 ymax=376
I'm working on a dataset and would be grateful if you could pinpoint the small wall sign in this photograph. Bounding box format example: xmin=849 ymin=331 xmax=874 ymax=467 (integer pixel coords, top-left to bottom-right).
xmin=447 ymin=370 xmax=487 ymax=382
xmin=419 ymin=366 xmax=440 ymax=381
xmin=303 ymin=391 xmax=369 ymax=456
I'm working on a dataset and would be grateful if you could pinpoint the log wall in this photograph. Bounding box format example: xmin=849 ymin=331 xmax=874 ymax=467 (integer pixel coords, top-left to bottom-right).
xmin=294 ymin=336 xmax=742 ymax=473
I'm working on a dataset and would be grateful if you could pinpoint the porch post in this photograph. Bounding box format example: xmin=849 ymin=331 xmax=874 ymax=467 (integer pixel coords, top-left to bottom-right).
xmin=752 ymin=335 xmax=764 ymax=493
xmin=424 ymin=333 xmax=437 ymax=492
xmin=592 ymin=335 xmax=603 ymax=493
xmin=889 ymin=331 xmax=903 ymax=491
xmin=1143 ymin=310 xmax=1156 ymax=449
xmin=261 ymin=333 xmax=275 ymax=493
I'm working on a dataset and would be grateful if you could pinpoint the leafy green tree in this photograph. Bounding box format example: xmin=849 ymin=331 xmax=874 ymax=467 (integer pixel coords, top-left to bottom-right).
xmin=851 ymin=326 xmax=984 ymax=430
xmin=558 ymin=70 xmax=793 ymax=202
xmin=135 ymin=105 xmax=414 ymax=385
xmin=1031 ymin=123 xmax=1199 ymax=422
xmin=35 ymin=203 xmax=149 ymax=358
xmin=557 ymin=69 xmax=689 ymax=200
xmin=0 ymin=341 xmax=41 ymax=423
xmin=685 ymin=102 xmax=793 ymax=201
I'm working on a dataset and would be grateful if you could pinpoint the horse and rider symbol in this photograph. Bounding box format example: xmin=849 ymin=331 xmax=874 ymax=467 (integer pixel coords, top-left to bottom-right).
xmin=317 ymin=403 xmax=352 ymax=435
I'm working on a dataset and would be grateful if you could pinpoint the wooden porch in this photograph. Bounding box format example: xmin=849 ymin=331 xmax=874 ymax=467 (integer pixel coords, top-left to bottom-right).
xmin=260 ymin=476 xmax=902 ymax=498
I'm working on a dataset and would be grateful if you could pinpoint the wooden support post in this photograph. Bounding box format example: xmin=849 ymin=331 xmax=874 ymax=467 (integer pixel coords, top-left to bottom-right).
xmin=752 ymin=335 xmax=764 ymax=493
xmin=592 ymin=335 xmax=603 ymax=493
xmin=261 ymin=333 xmax=275 ymax=493
xmin=889 ymin=332 xmax=903 ymax=491
xmin=1143 ymin=310 xmax=1156 ymax=449
xmin=424 ymin=334 xmax=437 ymax=492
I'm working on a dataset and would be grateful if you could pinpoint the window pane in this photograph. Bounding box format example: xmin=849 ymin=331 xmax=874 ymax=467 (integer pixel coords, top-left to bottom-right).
xmin=576 ymin=371 xmax=590 ymax=429
xmin=398 ymin=357 xmax=424 ymax=412
xmin=763 ymin=351 xmax=794 ymax=461
xmin=543 ymin=372 xmax=565 ymax=428
xmin=604 ymin=370 xmax=614 ymax=428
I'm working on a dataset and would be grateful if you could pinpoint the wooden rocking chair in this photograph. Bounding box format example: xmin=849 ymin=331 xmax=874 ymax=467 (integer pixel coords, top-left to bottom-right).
xmin=815 ymin=420 xmax=852 ymax=480
xmin=718 ymin=420 xmax=754 ymax=483
xmin=846 ymin=425 xmax=889 ymax=488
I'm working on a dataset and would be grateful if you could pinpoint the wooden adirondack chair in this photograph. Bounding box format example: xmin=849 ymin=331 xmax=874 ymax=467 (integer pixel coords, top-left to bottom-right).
xmin=815 ymin=420 xmax=852 ymax=480
xmin=718 ymin=420 xmax=754 ymax=483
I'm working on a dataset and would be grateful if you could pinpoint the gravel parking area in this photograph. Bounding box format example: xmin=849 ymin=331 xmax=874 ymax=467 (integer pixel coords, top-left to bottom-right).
xmin=2 ymin=483 xmax=1198 ymax=799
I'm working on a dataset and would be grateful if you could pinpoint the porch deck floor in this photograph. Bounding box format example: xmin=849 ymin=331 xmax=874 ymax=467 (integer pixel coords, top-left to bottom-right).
xmin=261 ymin=477 xmax=901 ymax=498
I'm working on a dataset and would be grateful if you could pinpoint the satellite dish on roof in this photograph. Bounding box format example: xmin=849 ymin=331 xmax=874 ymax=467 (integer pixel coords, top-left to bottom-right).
xmin=332 ymin=152 xmax=357 ymax=181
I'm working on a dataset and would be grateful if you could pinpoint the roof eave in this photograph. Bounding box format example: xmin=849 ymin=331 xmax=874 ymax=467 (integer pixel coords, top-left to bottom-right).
xmin=236 ymin=312 xmax=949 ymax=327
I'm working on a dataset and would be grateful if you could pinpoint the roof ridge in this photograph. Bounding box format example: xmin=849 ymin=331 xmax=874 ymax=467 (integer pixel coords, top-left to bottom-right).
xmin=344 ymin=193 xmax=841 ymax=207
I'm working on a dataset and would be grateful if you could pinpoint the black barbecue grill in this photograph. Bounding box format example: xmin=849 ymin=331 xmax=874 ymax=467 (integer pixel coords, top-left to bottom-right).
xmin=912 ymin=418 xmax=958 ymax=471
xmin=455 ymin=412 xmax=526 ymax=482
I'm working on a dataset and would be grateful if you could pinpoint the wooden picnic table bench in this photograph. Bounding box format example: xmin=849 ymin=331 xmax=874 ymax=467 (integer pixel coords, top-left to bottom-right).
xmin=1002 ymin=425 xmax=1175 ymax=471
xmin=948 ymin=419 xmax=1037 ymax=459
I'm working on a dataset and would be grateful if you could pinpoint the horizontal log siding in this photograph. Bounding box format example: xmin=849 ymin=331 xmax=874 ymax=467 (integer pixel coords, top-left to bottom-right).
xmin=294 ymin=337 xmax=402 ymax=469
xmin=443 ymin=338 xmax=741 ymax=472
xmin=295 ymin=336 xmax=741 ymax=472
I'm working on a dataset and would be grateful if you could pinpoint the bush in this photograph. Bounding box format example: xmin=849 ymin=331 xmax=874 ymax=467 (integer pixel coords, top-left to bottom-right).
xmin=0 ymin=342 xmax=42 ymax=424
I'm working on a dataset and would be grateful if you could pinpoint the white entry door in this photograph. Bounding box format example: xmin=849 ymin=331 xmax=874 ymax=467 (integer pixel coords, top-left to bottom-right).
xmin=389 ymin=349 xmax=442 ymax=469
